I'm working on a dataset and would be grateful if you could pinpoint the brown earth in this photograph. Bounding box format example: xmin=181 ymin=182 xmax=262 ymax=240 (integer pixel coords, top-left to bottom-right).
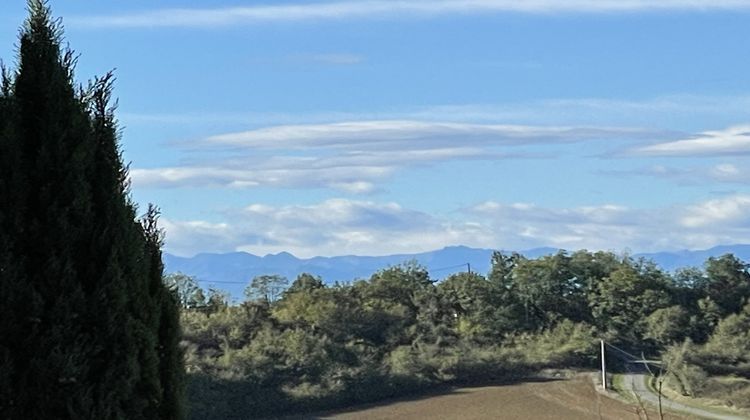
xmin=305 ymin=375 xmax=685 ymax=420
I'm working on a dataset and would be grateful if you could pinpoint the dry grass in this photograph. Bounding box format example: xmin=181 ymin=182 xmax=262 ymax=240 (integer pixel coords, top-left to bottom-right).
xmin=661 ymin=375 xmax=750 ymax=417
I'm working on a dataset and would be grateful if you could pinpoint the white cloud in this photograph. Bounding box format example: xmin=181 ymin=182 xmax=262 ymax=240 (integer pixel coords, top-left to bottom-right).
xmin=329 ymin=181 xmax=377 ymax=194
xmin=602 ymin=162 xmax=750 ymax=186
xmin=469 ymin=196 xmax=750 ymax=252
xmin=680 ymin=195 xmax=750 ymax=228
xmin=71 ymin=1 xmax=750 ymax=29
xmin=469 ymin=201 xmax=646 ymax=250
xmin=713 ymin=163 xmax=740 ymax=177
xmin=159 ymin=219 xmax=241 ymax=256
xmin=133 ymin=120 xmax=655 ymax=191
xmin=165 ymin=199 xmax=493 ymax=257
xmin=631 ymin=125 xmax=750 ymax=157
xmin=162 ymin=195 xmax=750 ymax=257
xmin=708 ymin=163 xmax=750 ymax=184
xmin=131 ymin=163 xmax=393 ymax=192
xmin=202 ymin=120 xmax=657 ymax=150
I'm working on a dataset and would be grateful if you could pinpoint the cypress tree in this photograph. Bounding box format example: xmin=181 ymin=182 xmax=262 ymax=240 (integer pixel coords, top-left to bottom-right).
xmin=0 ymin=50 xmax=21 ymax=419
xmin=0 ymin=2 xmax=184 ymax=418
xmin=142 ymin=205 xmax=186 ymax=420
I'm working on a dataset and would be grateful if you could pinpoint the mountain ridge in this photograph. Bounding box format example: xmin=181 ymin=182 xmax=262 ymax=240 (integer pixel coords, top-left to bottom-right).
xmin=163 ymin=244 xmax=750 ymax=299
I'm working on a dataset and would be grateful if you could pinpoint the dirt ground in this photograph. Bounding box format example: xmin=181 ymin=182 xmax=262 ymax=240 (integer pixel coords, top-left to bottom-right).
xmin=310 ymin=375 xmax=685 ymax=420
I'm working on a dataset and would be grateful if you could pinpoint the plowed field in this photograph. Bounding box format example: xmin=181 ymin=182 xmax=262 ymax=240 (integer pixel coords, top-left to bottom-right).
xmin=315 ymin=375 xmax=684 ymax=420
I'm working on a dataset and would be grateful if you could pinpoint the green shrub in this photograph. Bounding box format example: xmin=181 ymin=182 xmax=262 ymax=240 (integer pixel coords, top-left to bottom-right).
xmin=508 ymin=320 xmax=597 ymax=367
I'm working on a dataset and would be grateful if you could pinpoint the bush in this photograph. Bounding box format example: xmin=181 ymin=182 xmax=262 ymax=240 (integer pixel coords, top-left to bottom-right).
xmin=697 ymin=377 xmax=750 ymax=409
xmin=509 ymin=320 xmax=598 ymax=367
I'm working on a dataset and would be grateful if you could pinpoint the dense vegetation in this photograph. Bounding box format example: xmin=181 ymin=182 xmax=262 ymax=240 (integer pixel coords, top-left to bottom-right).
xmin=174 ymin=250 xmax=750 ymax=418
xmin=1 ymin=4 xmax=744 ymax=420
xmin=0 ymin=3 xmax=184 ymax=418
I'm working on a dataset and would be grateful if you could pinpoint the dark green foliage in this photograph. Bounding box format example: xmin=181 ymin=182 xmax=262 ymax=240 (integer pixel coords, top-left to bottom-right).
xmin=179 ymin=249 xmax=750 ymax=418
xmin=511 ymin=252 xmax=593 ymax=328
xmin=440 ymin=271 xmax=515 ymax=342
xmin=703 ymin=254 xmax=750 ymax=317
xmin=0 ymin=2 xmax=183 ymax=418
xmin=644 ymin=305 xmax=691 ymax=346
xmin=589 ymin=262 xmax=672 ymax=343
xmin=143 ymin=206 xmax=186 ymax=419
xmin=181 ymin=261 xmax=600 ymax=418
xmin=286 ymin=272 xmax=325 ymax=294
xmin=664 ymin=303 xmax=750 ymax=408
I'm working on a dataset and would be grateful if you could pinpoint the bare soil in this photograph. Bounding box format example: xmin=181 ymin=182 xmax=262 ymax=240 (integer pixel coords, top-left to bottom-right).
xmin=309 ymin=375 xmax=685 ymax=420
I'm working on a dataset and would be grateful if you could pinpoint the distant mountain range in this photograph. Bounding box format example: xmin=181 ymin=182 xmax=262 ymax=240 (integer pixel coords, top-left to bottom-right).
xmin=163 ymin=244 xmax=750 ymax=299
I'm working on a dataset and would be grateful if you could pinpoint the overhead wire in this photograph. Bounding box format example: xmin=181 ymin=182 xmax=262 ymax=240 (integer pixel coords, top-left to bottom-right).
xmin=186 ymin=262 xmax=475 ymax=285
xmin=427 ymin=262 xmax=471 ymax=273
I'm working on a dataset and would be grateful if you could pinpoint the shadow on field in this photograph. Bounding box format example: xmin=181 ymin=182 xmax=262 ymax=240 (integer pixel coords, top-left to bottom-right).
xmin=187 ymin=372 xmax=563 ymax=420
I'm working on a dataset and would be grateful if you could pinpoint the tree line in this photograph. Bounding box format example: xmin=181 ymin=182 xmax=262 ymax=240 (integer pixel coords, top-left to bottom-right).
xmin=173 ymin=250 xmax=750 ymax=418
xmin=3 ymin=3 xmax=745 ymax=419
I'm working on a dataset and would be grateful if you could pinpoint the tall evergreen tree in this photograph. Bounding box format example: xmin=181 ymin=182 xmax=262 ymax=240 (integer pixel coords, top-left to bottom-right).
xmin=0 ymin=2 xmax=184 ymax=418
xmin=142 ymin=205 xmax=186 ymax=420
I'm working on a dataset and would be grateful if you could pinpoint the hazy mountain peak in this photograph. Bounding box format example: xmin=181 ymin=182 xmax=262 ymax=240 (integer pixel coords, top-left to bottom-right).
xmin=163 ymin=244 xmax=750 ymax=300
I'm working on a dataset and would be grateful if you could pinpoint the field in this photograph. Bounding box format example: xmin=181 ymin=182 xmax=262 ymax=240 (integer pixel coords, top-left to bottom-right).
xmin=310 ymin=375 xmax=685 ymax=420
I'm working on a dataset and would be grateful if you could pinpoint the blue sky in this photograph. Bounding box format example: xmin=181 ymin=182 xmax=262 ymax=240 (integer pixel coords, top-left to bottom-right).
xmin=3 ymin=1 xmax=750 ymax=257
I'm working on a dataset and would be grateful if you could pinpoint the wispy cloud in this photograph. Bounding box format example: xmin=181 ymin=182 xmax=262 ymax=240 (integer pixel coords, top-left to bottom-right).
xmin=131 ymin=120 xmax=661 ymax=191
xmin=131 ymin=147 xmax=505 ymax=192
xmin=120 ymin=94 xmax=750 ymax=129
xmin=69 ymin=1 xmax=750 ymax=29
xmin=162 ymin=194 xmax=750 ymax=257
xmin=710 ymin=163 xmax=747 ymax=182
xmin=630 ymin=125 xmax=750 ymax=157
xmin=415 ymin=96 xmax=750 ymax=130
xmin=601 ymin=162 xmax=750 ymax=186
xmin=131 ymin=160 xmax=395 ymax=192
xmin=200 ymin=120 xmax=656 ymax=150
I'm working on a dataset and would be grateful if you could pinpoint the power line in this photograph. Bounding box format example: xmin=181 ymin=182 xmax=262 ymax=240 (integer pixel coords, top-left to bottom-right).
xmin=183 ymin=262 xmax=475 ymax=285
xmin=604 ymin=341 xmax=640 ymax=361
xmin=428 ymin=263 xmax=472 ymax=273
xmin=196 ymin=279 xmax=247 ymax=285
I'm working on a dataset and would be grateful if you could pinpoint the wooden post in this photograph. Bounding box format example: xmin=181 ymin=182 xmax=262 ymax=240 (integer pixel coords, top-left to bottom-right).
xmin=601 ymin=339 xmax=607 ymax=390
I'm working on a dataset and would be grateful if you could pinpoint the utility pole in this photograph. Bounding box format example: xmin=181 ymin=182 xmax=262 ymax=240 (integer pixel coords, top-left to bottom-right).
xmin=467 ymin=263 xmax=471 ymax=275
xmin=601 ymin=339 xmax=607 ymax=390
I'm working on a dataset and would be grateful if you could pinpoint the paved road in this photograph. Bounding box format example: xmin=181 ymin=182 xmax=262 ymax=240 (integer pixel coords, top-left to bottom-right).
xmin=621 ymin=374 xmax=748 ymax=420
